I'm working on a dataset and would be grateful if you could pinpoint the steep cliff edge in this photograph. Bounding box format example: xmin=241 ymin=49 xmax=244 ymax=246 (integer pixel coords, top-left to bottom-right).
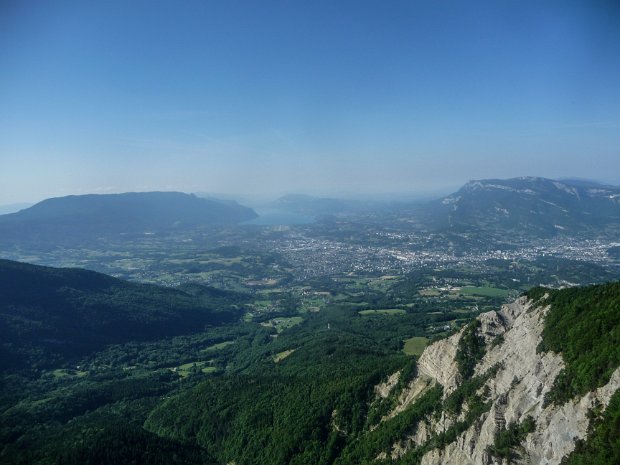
xmin=368 ymin=283 xmax=620 ymax=465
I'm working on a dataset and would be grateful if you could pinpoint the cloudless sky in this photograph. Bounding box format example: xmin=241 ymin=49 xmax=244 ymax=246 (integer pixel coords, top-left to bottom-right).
xmin=1 ymin=0 xmax=619 ymax=203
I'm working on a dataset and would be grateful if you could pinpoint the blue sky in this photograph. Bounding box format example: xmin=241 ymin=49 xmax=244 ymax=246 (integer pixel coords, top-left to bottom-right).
xmin=1 ymin=0 xmax=619 ymax=203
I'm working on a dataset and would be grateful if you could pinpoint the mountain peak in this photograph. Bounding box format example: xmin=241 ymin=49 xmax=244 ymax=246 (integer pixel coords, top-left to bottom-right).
xmin=437 ymin=177 xmax=620 ymax=237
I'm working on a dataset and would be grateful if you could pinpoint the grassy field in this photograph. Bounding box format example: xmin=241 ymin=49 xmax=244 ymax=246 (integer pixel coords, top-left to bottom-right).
xmin=358 ymin=309 xmax=406 ymax=316
xmin=273 ymin=349 xmax=295 ymax=363
xmin=201 ymin=340 xmax=234 ymax=352
xmin=299 ymin=297 xmax=326 ymax=313
xmin=172 ymin=361 xmax=217 ymax=377
xmin=261 ymin=316 xmax=304 ymax=333
xmin=51 ymin=369 xmax=88 ymax=379
xmin=274 ymin=316 xmax=303 ymax=332
xmin=458 ymin=286 xmax=509 ymax=298
xmin=419 ymin=288 xmax=441 ymax=296
xmin=402 ymin=336 xmax=429 ymax=356
xmin=368 ymin=278 xmax=396 ymax=292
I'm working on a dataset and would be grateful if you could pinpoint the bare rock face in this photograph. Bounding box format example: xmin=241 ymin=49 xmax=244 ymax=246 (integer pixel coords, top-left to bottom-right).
xmin=525 ymin=368 xmax=620 ymax=465
xmin=477 ymin=310 xmax=508 ymax=342
xmin=416 ymin=297 xmax=531 ymax=397
xmin=377 ymin=296 xmax=620 ymax=465
xmin=389 ymin=375 xmax=435 ymax=418
xmin=417 ymin=331 xmax=461 ymax=394
xmin=375 ymin=371 xmax=401 ymax=399
xmin=421 ymin=367 xmax=620 ymax=465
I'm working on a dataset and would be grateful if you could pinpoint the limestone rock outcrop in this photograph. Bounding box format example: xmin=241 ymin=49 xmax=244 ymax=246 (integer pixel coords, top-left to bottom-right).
xmin=376 ymin=296 xmax=620 ymax=465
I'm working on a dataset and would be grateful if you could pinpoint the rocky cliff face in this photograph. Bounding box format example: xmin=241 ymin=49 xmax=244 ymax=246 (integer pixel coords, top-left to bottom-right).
xmin=375 ymin=296 xmax=620 ymax=465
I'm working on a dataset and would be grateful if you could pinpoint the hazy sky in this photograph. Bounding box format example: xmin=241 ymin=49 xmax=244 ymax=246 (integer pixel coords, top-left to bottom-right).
xmin=1 ymin=0 xmax=619 ymax=203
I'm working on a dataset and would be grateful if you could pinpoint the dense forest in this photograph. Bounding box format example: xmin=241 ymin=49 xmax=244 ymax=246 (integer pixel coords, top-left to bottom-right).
xmin=528 ymin=281 xmax=620 ymax=405
xmin=0 ymin=259 xmax=246 ymax=369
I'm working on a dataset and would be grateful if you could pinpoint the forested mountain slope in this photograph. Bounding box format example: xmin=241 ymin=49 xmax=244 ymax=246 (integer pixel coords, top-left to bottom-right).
xmin=2 ymin=258 xmax=618 ymax=464
xmin=146 ymin=281 xmax=620 ymax=465
xmin=0 ymin=259 xmax=245 ymax=369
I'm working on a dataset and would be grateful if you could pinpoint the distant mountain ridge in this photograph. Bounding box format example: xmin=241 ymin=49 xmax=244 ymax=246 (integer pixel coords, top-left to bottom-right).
xmin=0 ymin=191 xmax=257 ymax=245
xmin=0 ymin=202 xmax=33 ymax=215
xmin=433 ymin=176 xmax=620 ymax=237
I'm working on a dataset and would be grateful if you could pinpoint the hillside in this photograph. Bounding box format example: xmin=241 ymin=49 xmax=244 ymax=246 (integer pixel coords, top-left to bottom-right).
xmin=332 ymin=282 xmax=620 ymax=464
xmin=0 ymin=259 xmax=246 ymax=370
xmin=1 ymin=258 xmax=619 ymax=464
xmin=144 ymin=282 xmax=620 ymax=465
xmin=0 ymin=191 xmax=257 ymax=245
xmin=429 ymin=177 xmax=620 ymax=237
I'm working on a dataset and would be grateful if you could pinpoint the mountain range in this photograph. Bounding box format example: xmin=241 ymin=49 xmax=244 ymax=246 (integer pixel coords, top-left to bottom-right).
xmin=270 ymin=177 xmax=620 ymax=238
xmin=1 ymin=178 xmax=618 ymax=247
xmin=0 ymin=191 xmax=257 ymax=246
xmin=423 ymin=176 xmax=620 ymax=237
